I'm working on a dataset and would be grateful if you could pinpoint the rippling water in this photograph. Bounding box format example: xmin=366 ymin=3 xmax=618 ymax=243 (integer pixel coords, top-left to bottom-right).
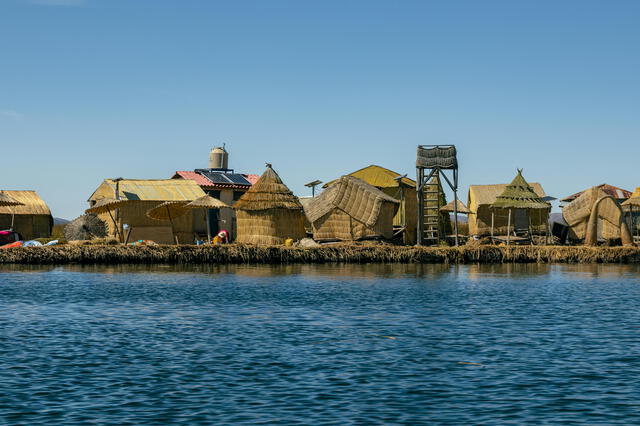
xmin=2 ymin=263 xmax=640 ymax=424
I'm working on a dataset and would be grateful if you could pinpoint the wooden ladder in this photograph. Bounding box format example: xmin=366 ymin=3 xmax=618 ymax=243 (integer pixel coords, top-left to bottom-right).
xmin=422 ymin=173 xmax=442 ymax=246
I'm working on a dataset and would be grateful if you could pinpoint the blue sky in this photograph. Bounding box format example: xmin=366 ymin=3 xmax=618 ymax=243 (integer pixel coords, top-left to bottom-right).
xmin=1 ymin=0 xmax=639 ymax=219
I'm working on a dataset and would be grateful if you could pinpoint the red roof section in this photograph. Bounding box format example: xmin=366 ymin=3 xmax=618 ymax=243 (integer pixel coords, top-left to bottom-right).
xmin=173 ymin=171 xmax=259 ymax=190
xmin=243 ymin=174 xmax=260 ymax=185
xmin=561 ymin=184 xmax=632 ymax=203
xmin=173 ymin=171 xmax=215 ymax=188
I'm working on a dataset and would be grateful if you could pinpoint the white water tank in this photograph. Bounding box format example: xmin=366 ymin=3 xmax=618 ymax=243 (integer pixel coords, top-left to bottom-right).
xmin=209 ymin=146 xmax=228 ymax=169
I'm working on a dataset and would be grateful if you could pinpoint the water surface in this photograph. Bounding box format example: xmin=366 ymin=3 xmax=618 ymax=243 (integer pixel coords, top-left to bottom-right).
xmin=1 ymin=263 xmax=640 ymax=424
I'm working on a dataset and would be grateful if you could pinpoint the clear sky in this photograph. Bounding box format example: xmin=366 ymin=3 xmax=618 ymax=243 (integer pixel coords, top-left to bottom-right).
xmin=1 ymin=0 xmax=639 ymax=219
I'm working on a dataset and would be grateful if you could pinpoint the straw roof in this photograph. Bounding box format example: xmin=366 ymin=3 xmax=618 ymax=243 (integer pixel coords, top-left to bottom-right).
xmin=621 ymin=187 xmax=640 ymax=208
xmin=89 ymin=179 xmax=206 ymax=202
xmin=490 ymin=170 xmax=550 ymax=210
xmin=306 ymin=176 xmax=399 ymax=226
xmin=0 ymin=190 xmax=51 ymax=215
xmin=185 ymin=195 xmax=230 ymax=209
xmin=146 ymin=201 xmax=189 ymax=221
xmin=323 ymin=165 xmax=415 ymax=189
xmin=440 ymin=199 xmax=470 ymax=214
xmin=233 ymin=165 xmax=303 ymax=211
xmin=561 ymin=184 xmax=632 ymax=204
xmin=0 ymin=191 xmax=22 ymax=208
xmin=85 ymin=198 xmax=129 ymax=215
xmin=468 ymin=182 xmax=546 ymax=207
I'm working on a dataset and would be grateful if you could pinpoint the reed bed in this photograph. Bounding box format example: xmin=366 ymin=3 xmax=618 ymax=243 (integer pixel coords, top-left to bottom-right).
xmin=1 ymin=244 xmax=640 ymax=265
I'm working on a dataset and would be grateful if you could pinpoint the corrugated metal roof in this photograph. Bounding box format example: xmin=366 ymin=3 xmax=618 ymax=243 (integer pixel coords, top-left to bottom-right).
xmin=323 ymin=165 xmax=416 ymax=188
xmin=0 ymin=190 xmax=52 ymax=215
xmin=561 ymin=184 xmax=632 ymax=203
xmin=468 ymin=183 xmax=546 ymax=207
xmin=89 ymin=179 xmax=206 ymax=202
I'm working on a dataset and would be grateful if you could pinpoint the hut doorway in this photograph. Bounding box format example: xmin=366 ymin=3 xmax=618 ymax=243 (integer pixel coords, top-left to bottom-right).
xmin=514 ymin=209 xmax=528 ymax=232
xmin=207 ymin=209 xmax=220 ymax=237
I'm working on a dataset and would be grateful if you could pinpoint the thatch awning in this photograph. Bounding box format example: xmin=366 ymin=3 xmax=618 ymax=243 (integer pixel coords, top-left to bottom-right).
xmin=490 ymin=169 xmax=550 ymax=210
xmin=185 ymin=195 xmax=230 ymax=210
xmin=233 ymin=164 xmax=303 ymax=211
xmin=146 ymin=201 xmax=190 ymax=221
xmin=621 ymin=187 xmax=640 ymax=209
xmin=440 ymin=199 xmax=470 ymax=214
xmin=86 ymin=198 xmax=128 ymax=215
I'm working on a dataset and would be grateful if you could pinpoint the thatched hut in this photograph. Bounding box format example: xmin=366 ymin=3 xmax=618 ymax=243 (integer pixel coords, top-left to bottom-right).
xmin=305 ymin=176 xmax=399 ymax=241
xmin=87 ymin=179 xmax=206 ymax=244
xmin=468 ymin=177 xmax=548 ymax=237
xmin=0 ymin=190 xmax=52 ymax=239
xmin=488 ymin=170 xmax=551 ymax=244
xmin=621 ymin=187 xmax=640 ymax=239
xmin=563 ymin=186 xmax=632 ymax=246
xmin=233 ymin=165 xmax=306 ymax=245
xmin=322 ymin=165 xmax=417 ymax=244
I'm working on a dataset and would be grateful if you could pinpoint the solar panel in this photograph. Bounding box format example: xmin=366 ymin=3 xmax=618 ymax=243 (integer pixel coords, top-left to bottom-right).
xmin=225 ymin=174 xmax=251 ymax=185
xmin=199 ymin=171 xmax=251 ymax=186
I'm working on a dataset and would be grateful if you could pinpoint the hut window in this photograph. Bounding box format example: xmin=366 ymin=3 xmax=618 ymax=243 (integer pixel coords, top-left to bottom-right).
xmin=233 ymin=191 xmax=244 ymax=201
xmin=208 ymin=190 xmax=221 ymax=199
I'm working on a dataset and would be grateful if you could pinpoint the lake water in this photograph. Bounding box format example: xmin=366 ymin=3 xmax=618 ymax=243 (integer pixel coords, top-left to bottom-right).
xmin=1 ymin=263 xmax=640 ymax=424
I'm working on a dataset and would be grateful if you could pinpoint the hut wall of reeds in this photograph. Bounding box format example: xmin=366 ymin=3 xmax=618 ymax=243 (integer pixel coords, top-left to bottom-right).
xmin=234 ymin=165 xmax=306 ymax=245
xmin=622 ymin=187 xmax=640 ymax=238
xmin=305 ymin=176 xmax=399 ymax=241
xmin=0 ymin=190 xmax=52 ymax=239
xmin=563 ymin=186 xmax=632 ymax=244
xmin=88 ymin=179 xmax=207 ymax=244
xmin=322 ymin=165 xmax=417 ymax=244
xmin=468 ymin=181 xmax=548 ymax=236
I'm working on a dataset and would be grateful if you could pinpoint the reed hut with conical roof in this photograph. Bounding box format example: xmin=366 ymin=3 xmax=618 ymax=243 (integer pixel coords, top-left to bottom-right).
xmin=488 ymin=170 xmax=551 ymax=243
xmin=234 ymin=165 xmax=306 ymax=245
xmin=305 ymin=176 xmax=399 ymax=241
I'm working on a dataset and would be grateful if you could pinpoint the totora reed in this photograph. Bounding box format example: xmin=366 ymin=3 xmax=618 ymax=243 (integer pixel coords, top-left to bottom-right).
xmin=1 ymin=244 xmax=640 ymax=265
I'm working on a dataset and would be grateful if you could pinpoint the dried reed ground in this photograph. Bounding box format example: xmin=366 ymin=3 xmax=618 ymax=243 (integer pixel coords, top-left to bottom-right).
xmin=1 ymin=245 xmax=640 ymax=264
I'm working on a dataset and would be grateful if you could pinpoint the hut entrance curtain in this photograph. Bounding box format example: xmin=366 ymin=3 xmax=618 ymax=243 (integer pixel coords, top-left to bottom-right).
xmin=514 ymin=209 xmax=528 ymax=231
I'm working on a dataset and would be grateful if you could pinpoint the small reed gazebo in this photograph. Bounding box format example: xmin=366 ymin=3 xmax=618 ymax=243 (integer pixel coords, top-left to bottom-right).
xmin=489 ymin=169 xmax=551 ymax=245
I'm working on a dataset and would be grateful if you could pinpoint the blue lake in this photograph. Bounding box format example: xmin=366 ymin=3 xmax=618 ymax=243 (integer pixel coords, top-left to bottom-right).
xmin=1 ymin=263 xmax=640 ymax=424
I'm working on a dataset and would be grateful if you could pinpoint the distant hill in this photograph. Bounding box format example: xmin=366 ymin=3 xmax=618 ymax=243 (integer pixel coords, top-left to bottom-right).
xmin=550 ymin=212 xmax=566 ymax=225
xmin=53 ymin=217 xmax=70 ymax=226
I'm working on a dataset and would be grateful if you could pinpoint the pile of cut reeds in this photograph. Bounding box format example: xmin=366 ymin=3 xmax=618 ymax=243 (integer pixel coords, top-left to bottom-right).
xmin=1 ymin=244 xmax=640 ymax=265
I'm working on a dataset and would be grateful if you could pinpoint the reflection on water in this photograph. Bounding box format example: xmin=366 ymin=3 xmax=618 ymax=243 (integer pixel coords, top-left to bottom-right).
xmin=3 ymin=262 xmax=640 ymax=279
xmin=1 ymin=263 xmax=640 ymax=424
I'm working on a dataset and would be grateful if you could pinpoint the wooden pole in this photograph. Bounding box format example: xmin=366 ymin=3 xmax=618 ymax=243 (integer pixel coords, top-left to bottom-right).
xmin=507 ymin=208 xmax=512 ymax=246
xmin=491 ymin=210 xmax=495 ymax=241
xmin=206 ymin=209 xmax=212 ymax=244
xmin=453 ymin=192 xmax=459 ymax=246
xmin=106 ymin=209 xmax=121 ymax=241
xmin=166 ymin=205 xmax=179 ymax=245
xmin=10 ymin=207 xmax=15 ymax=231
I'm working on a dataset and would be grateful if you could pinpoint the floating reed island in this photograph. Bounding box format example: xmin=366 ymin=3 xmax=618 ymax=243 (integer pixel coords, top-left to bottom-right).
xmin=1 ymin=244 xmax=640 ymax=265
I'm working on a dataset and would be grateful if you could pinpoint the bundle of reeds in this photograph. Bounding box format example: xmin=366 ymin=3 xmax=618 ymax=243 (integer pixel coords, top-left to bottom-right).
xmin=1 ymin=244 xmax=640 ymax=265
